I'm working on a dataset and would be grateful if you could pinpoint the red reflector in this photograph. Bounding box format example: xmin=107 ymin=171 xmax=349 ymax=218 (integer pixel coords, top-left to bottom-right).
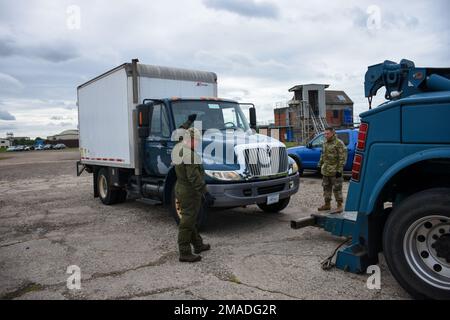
xmin=352 ymin=154 xmax=363 ymax=181
xmin=357 ymin=123 xmax=369 ymax=151
xmin=139 ymin=112 xmax=143 ymax=126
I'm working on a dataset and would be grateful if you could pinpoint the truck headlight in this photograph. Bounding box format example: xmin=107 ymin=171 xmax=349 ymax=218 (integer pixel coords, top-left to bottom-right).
xmin=288 ymin=159 xmax=299 ymax=175
xmin=205 ymin=170 xmax=242 ymax=181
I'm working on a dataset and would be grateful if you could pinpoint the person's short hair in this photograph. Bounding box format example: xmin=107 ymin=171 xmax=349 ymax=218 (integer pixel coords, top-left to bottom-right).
xmin=324 ymin=127 xmax=335 ymax=132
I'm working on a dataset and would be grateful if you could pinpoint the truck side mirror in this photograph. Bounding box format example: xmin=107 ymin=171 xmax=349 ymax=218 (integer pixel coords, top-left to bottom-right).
xmin=249 ymin=107 xmax=257 ymax=130
xmin=137 ymin=102 xmax=153 ymax=138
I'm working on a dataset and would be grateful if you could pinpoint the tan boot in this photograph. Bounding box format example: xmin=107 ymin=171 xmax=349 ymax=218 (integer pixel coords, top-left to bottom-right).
xmin=318 ymin=201 xmax=331 ymax=211
xmin=335 ymin=201 xmax=344 ymax=213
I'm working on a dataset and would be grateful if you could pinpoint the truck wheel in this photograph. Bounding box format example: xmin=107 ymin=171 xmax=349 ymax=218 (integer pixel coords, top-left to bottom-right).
xmin=257 ymin=197 xmax=290 ymax=213
xmin=97 ymin=168 xmax=120 ymax=205
xmin=169 ymin=186 xmax=207 ymax=230
xmin=383 ymin=188 xmax=450 ymax=299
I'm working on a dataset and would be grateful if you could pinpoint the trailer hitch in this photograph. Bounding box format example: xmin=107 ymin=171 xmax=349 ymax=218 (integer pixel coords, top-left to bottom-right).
xmin=291 ymin=213 xmax=355 ymax=238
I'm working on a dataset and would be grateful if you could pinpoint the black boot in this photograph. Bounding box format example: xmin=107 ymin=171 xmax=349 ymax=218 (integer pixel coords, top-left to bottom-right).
xmin=179 ymin=252 xmax=202 ymax=263
xmin=194 ymin=243 xmax=211 ymax=254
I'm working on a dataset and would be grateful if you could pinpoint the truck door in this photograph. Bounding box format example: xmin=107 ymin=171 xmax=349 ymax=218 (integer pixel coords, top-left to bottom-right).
xmin=303 ymin=134 xmax=324 ymax=169
xmin=336 ymin=131 xmax=354 ymax=171
xmin=144 ymin=103 xmax=173 ymax=176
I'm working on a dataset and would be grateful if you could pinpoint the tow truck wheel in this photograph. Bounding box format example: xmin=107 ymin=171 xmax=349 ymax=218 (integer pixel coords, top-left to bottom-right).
xmin=97 ymin=168 xmax=120 ymax=205
xmin=383 ymin=188 xmax=450 ymax=299
xmin=169 ymin=185 xmax=207 ymax=230
xmin=257 ymin=197 xmax=290 ymax=213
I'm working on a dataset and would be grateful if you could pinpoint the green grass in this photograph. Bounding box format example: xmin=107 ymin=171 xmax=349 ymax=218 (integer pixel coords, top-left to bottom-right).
xmin=0 ymin=148 xmax=6 ymax=153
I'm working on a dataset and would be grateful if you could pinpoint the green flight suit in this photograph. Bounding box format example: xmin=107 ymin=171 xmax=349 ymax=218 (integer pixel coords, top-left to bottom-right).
xmin=175 ymin=144 xmax=207 ymax=255
xmin=318 ymin=135 xmax=347 ymax=203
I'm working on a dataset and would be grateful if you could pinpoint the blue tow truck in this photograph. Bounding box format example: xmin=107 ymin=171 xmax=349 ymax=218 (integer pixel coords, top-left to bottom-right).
xmin=288 ymin=129 xmax=358 ymax=175
xmin=291 ymin=59 xmax=450 ymax=299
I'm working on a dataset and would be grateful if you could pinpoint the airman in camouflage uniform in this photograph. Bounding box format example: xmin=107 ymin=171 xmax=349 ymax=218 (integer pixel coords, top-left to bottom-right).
xmin=174 ymin=126 xmax=215 ymax=262
xmin=317 ymin=127 xmax=347 ymax=213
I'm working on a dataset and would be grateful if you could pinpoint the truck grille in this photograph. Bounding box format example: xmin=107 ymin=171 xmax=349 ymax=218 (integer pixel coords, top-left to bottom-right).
xmin=243 ymin=146 xmax=288 ymax=177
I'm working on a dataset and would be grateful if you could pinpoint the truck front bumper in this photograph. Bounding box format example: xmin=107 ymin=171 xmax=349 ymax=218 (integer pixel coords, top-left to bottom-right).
xmin=207 ymin=173 xmax=300 ymax=207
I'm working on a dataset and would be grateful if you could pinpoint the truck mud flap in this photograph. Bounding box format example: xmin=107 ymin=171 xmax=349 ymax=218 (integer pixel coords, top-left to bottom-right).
xmin=76 ymin=161 xmax=86 ymax=177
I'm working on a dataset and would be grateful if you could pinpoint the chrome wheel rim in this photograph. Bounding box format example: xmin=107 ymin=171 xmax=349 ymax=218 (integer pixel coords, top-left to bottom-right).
xmin=99 ymin=175 xmax=108 ymax=199
xmin=403 ymin=215 xmax=450 ymax=290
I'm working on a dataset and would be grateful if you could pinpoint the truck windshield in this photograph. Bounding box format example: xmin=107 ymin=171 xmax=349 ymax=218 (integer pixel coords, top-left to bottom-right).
xmin=172 ymin=101 xmax=250 ymax=131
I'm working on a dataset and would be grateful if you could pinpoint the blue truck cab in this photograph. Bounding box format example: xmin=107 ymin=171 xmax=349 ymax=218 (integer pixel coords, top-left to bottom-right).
xmin=291 ymin=59 xmax=450 ymax=299
xmin=287 ymin=129 xmax=358 ymax=175
xmin=137 ymin=98 xmax=300 ymax=226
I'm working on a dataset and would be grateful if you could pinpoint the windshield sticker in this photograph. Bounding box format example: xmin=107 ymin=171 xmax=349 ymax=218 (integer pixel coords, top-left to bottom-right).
xmin=208 ymin=104 xmax=220 ymax=109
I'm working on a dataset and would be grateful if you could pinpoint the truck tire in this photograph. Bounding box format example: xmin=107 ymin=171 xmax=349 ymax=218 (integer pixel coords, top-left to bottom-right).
xmin=383 ymin=188 xmax=450 ymax=299
xmin=257 ymin=196 xmax=290 ymax=213
xmin=97 ymin=168 xmax=121 ymax=205
xmin=169 ymin=186 xmax=207 ymax=230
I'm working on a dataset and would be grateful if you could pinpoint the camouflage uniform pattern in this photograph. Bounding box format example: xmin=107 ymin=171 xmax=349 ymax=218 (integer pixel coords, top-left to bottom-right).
xmin=175 ymin=133 xmax=207 ymax=255
xmin=318 ymin=135 xmax=347 ymax=203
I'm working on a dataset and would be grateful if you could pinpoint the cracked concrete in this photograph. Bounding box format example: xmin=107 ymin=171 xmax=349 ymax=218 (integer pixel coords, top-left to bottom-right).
xmin=0 ymin=150 xmax=411 ymax=300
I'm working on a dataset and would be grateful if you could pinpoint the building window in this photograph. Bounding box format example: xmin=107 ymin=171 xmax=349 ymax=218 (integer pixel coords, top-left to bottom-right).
xmin=333 ymin=110 xmax=339 ymax=118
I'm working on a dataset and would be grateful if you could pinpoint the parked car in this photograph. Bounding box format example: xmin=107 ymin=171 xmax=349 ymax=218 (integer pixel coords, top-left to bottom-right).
xmin=24 ymin=146 xmax=31 ymax=151
xmin=15 ymin=145 xmax=25 ymax=151
xmin=287 ymin=129 xmax=358 ymax=175
xmin=54 ymin=143 xmax=67 ymax=150
xmin=43 ymin=144 xmax=53 ymax=150
xmin=6 ymin=146 xmax=16 ymax=152
xmin=35 ymin=145 xmax=44 ymax=151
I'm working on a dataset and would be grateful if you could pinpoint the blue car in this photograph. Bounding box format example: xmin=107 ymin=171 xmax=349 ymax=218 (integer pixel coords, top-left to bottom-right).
xmin=288 ymin=129 xmax=358 ymax=175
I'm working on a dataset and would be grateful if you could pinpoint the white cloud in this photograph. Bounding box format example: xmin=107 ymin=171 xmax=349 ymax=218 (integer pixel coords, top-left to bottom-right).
xmin=0 ymin=0 xmax=448 ymax=137
xmin=203 ymin=0 xmax=280 ymax=19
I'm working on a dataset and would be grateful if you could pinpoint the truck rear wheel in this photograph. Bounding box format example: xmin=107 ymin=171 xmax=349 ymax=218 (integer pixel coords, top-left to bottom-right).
xmin=383 ymin=188 xmax=450 ymax=299
xmin=97 ymin=168 xmax=123 ymax=205
xmin=257 ymin=196 xmax=290 ymax=213
xmin=169 ymin=186 xmax=207 ymax=230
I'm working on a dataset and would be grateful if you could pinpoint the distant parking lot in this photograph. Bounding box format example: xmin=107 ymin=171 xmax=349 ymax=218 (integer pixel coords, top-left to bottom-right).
xmin=0 ymin=150 xmax=410 ymax=299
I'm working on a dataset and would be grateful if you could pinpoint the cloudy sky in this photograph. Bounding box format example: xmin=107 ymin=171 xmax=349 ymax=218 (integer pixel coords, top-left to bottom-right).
xmin=0 ymin=0 xmax=449 ymax=138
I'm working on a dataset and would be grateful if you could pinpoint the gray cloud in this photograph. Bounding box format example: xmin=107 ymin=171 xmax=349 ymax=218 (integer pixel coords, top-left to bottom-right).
xmin=203 ymin=0 xmax=279 ymax=19
xmin=0 ymin=35 xmax=80 ymax=63
xmin=0 ymin=72 xmax=24 ymax=95
xmin=0 ymin=110 xmax=16 ymax=120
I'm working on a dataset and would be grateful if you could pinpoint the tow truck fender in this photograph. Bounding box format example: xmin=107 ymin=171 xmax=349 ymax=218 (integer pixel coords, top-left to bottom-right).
xmin=365 ymin=147 xmax=450 ymax=214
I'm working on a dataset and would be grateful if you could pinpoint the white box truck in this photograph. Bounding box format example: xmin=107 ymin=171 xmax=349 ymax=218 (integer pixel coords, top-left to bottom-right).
xmin=77 ymin=59 xmax=300 ymax=227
